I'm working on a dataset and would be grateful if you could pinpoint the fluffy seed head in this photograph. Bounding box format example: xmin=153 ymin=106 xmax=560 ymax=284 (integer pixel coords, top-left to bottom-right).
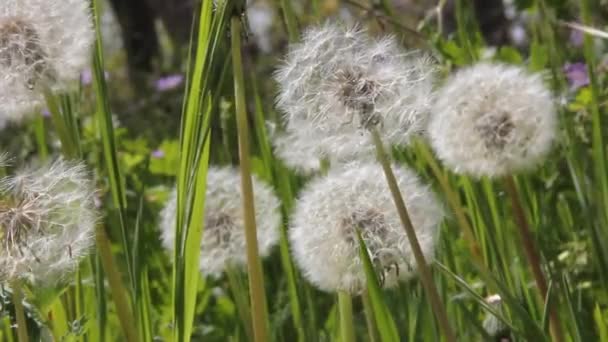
xmin=274 ymin=22 xmax=436 ymax=168
xmin=160 ymin=167 xmax=281 ymax=277
xmin=428 ymin=63 xmax=557 ymax=178
xmin=289 ymin=162 xmax=443 ymax=294
xmin=0 ymin=158 xmax=97 ymax=285
xmin=0 ymin=0 xmax=94 ymax=124
xmin=482 ymin=294 xmax=509 ymax=337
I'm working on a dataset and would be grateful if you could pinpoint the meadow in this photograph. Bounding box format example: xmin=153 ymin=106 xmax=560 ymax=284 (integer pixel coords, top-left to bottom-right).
xmin=0 ymin=0 xmax=607 ymax=341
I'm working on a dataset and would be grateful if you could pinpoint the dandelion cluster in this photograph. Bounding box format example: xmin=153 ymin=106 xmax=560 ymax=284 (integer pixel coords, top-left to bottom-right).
xmin=274 ymin=22 xmax=436 ymax=171
xmin=428 ymin=63 xmax=556 ymax=178
xmin=0 ymin=0 xmax=94 ymax=125
xmin=0 ymin=158 xmax=97 ymax=285
xmin=289 ymin=162 xmax=442 ymax=294
xmin=160 ymin=167 xmax=281 ymax=277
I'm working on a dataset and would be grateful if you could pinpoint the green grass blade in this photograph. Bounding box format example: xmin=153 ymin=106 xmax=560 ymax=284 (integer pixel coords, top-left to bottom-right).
xmin=356 ymin=231 xmax=400 ymax=342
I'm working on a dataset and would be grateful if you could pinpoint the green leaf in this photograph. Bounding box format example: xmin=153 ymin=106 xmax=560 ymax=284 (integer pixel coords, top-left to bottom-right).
xmin=357 ymin=231 xmax=400 ymax=342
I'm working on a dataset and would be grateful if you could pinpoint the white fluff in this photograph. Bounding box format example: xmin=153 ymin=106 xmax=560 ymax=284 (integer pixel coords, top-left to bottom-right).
xmin=0 ymin=158 xmax=97 ymax=285
xmin=160 ymin=167 xmax=282 ymax=277
xmin=274 ymin=22 xmax=436 ymax=170
xmin=0 ymin=0 xmax=94 ymax=124
xmin=289 ymin=162 xmax=443 ymax=294
xmin=428 ymin=63 xmax=557 ymax=178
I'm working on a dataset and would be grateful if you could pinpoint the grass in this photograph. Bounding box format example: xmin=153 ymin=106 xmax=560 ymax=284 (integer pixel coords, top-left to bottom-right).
xmin=1 ymin=0 xmax=608 ymax=341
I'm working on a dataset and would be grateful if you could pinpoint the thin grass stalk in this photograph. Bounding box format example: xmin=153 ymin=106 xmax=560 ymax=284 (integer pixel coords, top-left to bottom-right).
xmin=226 ymin=267 xmax=254 ymax=341
xmin=370 ymin=129 xmax=457 ymax=342
xmin=280 ymin=0 xmax=299 ymax=42
xmin=580 ymin=0 xmax=608 ymax=231
xmin=11 ymin=281 xmax=28 ymax=342
xmin=231 ymin=15 xmax=270 ymax=342
xmin=95 ymin=226 xmax=139 ymax=342
xmin=454 ymin=0 xmax=474 ymax=62
xmin=416 ymin=142 xmax=483 ymax=261
xmin=33 ymin=115 xmax=48 ymax=161
xmin=362 ymin=292 xmax=379 ymax=342
xmin=503 ymin=176 xmax=563 ymax=342
xmin=338 ymin=291 xmax=355 ymax=342
xmin=43 ymin=89 xmax=76 ymax=158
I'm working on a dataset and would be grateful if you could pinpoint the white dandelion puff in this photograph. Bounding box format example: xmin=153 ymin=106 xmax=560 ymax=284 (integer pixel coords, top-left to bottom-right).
xmin=272 ymin=128 xmax=325 ymax=174
xmin=0 ymin=0 xmax=94 ymax=123
xmin=428 ymin=63 xmax=557 ymax=178
xmin=0 ymin=158 xmax=97 ymax=285
xmin=274 ymin=22 xmax=436 ymax=167
xmin=482 ymin=294 xmax=509 ymax=338
xmin=160 ymin=167 xmax=281 ymax=277
xmin=289 ymin=161 xmax=443 ymax=294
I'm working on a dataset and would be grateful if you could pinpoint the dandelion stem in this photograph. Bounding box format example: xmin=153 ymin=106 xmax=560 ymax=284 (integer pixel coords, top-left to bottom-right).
xmin=338 ymin=291 xmax=355 ymax=342
xmin=231 ymin=15 xmax=270 ymax=342
xmin=370 ymin=128 xmax=457 ymax=342
xmin=503 ymin=175 xmax=563 ymax=342
xmin=11 ymin=281 xmax=28 ymax=342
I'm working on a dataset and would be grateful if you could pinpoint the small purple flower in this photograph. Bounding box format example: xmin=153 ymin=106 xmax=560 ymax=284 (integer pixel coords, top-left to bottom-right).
xmin=41 ymin=108 xmax=50 ymax=117
xmin=151 ymin=149 xmax=165 ymax=158
xmin=563 ymin=62 xmax=589 ymax=90
xmin=81 ymin=69 xmax=109 ymax=85
xmin=569 ymin=29 xmax=584 ymax=47
xmin=155 ymin=74 xmax=184 ymax=92
xmin=81 ymin=69 xmax=93 ymax=85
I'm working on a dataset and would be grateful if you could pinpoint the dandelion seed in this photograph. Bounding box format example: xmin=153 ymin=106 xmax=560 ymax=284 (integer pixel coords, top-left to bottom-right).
xmin=428 ymin=63 xmax=557 ymax=178
xmin=0 ymin=158 xmax=97 ymax=285
xmin=160 ymin=167 xmax=281 ymax=277
xmin=274 ymin=22 xmax=436 ymax=168
xmin=289 ymin=162 xmax=443 ymax=294
xmin=0 ymin=0 xmax=94 ymax=124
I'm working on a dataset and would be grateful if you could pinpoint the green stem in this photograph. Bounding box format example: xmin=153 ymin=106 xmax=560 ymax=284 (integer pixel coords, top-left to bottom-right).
xmin=280 ymin=0 xmax=299 ymax=42
xmin=43 ymin=89 xmax=76 ymax=158
xmin=362 ymin=292 xmax=378 ymax=342
xmin=370 ymin=129 xmax=457 ymax=342
xmin=417 ymin=142 xmax=483 ymax=262
xmin=338 ymin=291 xmax=355 ymax=342
xmin=580 ymin=0 xmax=608 ymax=235
xmin=11 ymin=281 xmax=28 ymax=342
xmin=95 ymin=226 xmax=139 ymax=342
xmin=226 ymin=267 xmax=254 ymax=341
xmin=455 ymin=0 xmax=474 ymax=62
xmin=503 ymin=176 xmax=563 ymax=342
xmin=231 ymin=16 xmax=269 ymax=342
xmin=33 ymin=114 xmax=48 ymax=161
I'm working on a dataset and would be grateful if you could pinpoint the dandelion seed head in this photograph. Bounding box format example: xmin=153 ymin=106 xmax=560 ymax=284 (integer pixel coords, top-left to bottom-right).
xmin=0 ymin=158 xmax=97 ymax=285
xmin=428 ymin=63 xmax=556 ymax=178
xmin=0 ymin=0 xmax=94 ymax=123
xmin=160 ymin=167 xmax=281 ymax=277
xmin=274 ymin=22 xmax=436 ymax=166
xmin=482 ymin=294 xmax=509 ymax=337
xmin=289 ymin=162 xmax=443 ymax=294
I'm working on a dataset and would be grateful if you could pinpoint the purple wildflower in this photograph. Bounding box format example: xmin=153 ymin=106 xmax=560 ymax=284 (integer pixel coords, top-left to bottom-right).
xmin=151 ymin=149 xmax=165 ymax=158
xmin=569 ymin=29 xmax=584 ymax=47
xmin=41 ymin=108 xmax=50 ymax=117
xmin=563 ymin=62 xmax=589 ymax=90
xmin=155 ymin=74 xmax=184 ymax=92
xmin=80 ymin=69 xmax=109 ymax=85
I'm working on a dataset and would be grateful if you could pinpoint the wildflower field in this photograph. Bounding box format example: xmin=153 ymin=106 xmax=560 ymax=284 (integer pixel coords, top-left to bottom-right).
xmin=1 ymin=0 xmax=608 ymax=341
